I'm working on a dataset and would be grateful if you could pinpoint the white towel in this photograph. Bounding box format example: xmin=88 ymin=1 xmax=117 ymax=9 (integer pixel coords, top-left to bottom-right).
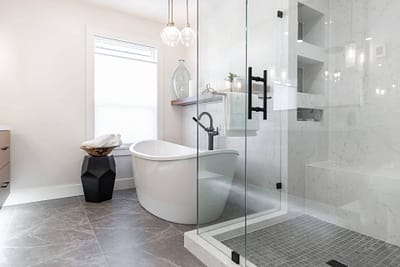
xmin=224 ymin=92 xmax=260 ymax=136
xmin=81 ymin=134 xmax=122 ymax=148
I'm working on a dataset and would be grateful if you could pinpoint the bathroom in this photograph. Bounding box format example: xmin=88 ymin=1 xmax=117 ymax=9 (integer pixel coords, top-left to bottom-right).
xmin=1 ymin=0 xmax=400 ymax=266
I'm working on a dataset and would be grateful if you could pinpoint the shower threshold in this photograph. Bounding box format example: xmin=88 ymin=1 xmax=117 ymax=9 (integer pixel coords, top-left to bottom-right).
xmin=184 ymin=209 xmax=289 ymax=267
xmin=185 ymin=211 xmax=400 ymax=267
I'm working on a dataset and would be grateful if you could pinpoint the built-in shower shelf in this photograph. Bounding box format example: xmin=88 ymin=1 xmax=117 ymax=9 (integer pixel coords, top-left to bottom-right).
xmin=297 ymin=108 xmax=323 ymax=122
xmin=298 ymin=0 xmax=327 ymax=16
xmin=297 ymin=93 xmax=326 ymax=109
xmin=297 ymin=42 xmax=325 ymax=64
xmin=171 ymin=95 xmax=223 ymax=106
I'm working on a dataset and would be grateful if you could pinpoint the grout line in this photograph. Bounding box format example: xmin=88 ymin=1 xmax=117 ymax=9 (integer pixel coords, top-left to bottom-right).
xmin=79 ymin=197 xmax=109 ymax=267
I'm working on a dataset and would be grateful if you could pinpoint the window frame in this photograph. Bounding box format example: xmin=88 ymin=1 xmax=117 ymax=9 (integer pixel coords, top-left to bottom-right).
xmin=86 ymin=28 xmax=165 ymax=153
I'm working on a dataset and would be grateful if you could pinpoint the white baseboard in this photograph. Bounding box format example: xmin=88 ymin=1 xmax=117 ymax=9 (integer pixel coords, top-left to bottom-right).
xmin=4 ymin=177 xmax=135 ymax=206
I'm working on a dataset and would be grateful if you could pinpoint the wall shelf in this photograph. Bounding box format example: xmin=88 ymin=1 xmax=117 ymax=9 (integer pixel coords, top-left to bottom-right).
xmin=297 ymin=108 xmax=323 ymax=122
xmin=298 ymin=0 xmax=327 ymax=16
xmin=297 ymin=55 xmax=325 ymax=94
xmin=298 ymin=2 xmax=326 ymax=47
xmin=297 ymin=92 xmax=326 ymax=109
xmin=297 ymin=42 xmax=325 ymax=63
xmin=171 ymin=95 xmax=223 ymax=106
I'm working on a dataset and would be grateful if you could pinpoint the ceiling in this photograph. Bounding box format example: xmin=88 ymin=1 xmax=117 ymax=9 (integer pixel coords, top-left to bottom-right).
xmin=82 ymin=0 xmax=190 ymax=25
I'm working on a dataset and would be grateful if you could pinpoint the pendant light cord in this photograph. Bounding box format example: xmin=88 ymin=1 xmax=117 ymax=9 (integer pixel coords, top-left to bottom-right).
xmin=171 ymin=0 xmax=174 ymax=24
xmin=186 ymin=0 xmax=190 ymax=27
xmin=167 ymin=0 xmax=174 ymax=26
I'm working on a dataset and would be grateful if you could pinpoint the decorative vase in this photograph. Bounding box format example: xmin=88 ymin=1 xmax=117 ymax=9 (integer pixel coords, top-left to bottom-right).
xmin=172 ymin=59 xmax=191 ymax=99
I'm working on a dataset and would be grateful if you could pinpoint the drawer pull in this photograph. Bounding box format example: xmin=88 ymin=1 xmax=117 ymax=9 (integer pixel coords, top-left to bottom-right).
xmin=1 ymin=147 xmax=9 ymax=151
xmin=1 ymin=182 xmax=9 ymax=188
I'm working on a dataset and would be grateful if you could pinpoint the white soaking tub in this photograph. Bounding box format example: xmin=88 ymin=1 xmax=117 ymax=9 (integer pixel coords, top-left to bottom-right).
xmin=130 ymin=140 xmax=238 ymax=224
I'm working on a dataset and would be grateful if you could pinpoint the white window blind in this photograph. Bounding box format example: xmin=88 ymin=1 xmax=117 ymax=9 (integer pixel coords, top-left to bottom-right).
xmin=94 ymin=36 xmax=158 ymax=144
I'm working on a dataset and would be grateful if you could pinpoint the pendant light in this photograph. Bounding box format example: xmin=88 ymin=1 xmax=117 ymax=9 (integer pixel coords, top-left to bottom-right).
xmin=180 ymin=0 xmax=195 ymax=47
xmin=161 ymin=0 xmax=181 ymax=47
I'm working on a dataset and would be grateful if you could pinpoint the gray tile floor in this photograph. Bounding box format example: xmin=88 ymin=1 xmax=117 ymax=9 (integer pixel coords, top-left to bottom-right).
xmin=222 ymin=215 xmax=400 ymax=267
xmin=0 ymin=190 xmax=204 ymax=267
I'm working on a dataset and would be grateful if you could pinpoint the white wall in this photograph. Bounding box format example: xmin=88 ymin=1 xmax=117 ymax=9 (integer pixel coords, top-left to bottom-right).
xmin=0 ymin=0 xmax=184 ymax=202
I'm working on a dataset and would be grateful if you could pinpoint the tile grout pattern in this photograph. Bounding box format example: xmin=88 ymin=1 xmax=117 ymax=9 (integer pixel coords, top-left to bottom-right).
xmin=0 ymin=190 xmax=204 ymax=267
xmin=222 ymin=215 xmax=400 ymax=267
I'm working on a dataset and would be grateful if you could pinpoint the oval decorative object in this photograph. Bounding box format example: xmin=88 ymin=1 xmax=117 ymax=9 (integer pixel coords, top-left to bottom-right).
xmin=172 ymin=59 xmax=191 ymax=99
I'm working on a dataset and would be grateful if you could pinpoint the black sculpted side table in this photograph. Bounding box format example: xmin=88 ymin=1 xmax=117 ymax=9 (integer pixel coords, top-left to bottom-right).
xmin=81 ymin=155 xmax=116 ymax=203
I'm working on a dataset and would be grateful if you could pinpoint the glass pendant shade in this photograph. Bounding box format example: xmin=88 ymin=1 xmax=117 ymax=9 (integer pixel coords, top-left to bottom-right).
xmin=161 ymin=24 xmax=181 ymax=47
xmin=181 ymin=26 xmax=195 ymax=47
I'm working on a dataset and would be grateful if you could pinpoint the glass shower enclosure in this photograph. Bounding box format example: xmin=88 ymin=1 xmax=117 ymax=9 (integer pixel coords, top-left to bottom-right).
xmin=195 ymin=0 xmax=400 ymax=266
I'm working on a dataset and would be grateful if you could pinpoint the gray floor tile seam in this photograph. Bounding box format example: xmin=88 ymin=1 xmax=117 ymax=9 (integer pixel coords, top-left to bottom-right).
xmin=79 ymin=200 xmax=109 ymax=267
xmin=10 ymin=239 xmax=99 ymax=267
xmin=143 ymin=224 xmax=183 ymax=245
xmin=1 ymin=191 xmax=203 ymax=267
xmin=0 ymin=209 xmax=17 ymax=246
xmin=140 ymin=247 xmax=183 ymax=267
xmin=0 ymin=213 xmax=80 ymax=246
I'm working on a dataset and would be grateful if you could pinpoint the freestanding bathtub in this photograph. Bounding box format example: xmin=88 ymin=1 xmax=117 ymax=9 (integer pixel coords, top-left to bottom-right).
xmin=130 ymin=140 xmax=239 ymax=224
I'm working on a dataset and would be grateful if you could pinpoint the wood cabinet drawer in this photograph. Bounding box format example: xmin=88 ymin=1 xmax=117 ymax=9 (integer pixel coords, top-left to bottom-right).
xmin=0 ymin=131 xmax=10 ymax=169
xmin=0 ymin=131 xmax=10 ymax=148
xmin=0 ymin=164 xmax=10 ymax=208
xmin=0 ymin=163 xmax=10 ymax=186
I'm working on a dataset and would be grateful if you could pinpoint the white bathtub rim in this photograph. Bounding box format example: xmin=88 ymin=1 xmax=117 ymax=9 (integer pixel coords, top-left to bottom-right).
xmin=130 ymin=140 xmax=239 ymax=161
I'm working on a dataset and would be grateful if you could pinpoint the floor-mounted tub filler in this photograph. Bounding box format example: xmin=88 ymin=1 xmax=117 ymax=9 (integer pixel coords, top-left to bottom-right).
xmin=130 ymin=140 xmax=239 ymax=224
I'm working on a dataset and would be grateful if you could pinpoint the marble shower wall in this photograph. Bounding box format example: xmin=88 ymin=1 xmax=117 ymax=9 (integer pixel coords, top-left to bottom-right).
xmin=303 ymin=0 xmax=400 ymax=246
xmin=328 ymin=0 xmax=400 ymax=171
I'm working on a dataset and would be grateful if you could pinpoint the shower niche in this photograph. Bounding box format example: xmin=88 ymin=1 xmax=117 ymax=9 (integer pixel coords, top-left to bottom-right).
xmin=297 ymin=2 xmax=325 ymax=46
xmin=296 ymin=0 xmax=327 ymax=122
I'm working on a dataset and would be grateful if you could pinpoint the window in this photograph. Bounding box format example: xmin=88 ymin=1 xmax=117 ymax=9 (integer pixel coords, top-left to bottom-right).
xmin=94 ymin=36 xmax=158 ymax=144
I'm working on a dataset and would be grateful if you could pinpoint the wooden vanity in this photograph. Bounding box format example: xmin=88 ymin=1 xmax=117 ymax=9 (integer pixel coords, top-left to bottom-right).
xmin=0 ymin=129 xmax=10 ymax=208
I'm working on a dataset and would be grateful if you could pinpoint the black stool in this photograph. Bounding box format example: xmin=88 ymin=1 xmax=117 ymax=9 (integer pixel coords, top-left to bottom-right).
xmin=81 ymin=155 xmax=116 ymax=203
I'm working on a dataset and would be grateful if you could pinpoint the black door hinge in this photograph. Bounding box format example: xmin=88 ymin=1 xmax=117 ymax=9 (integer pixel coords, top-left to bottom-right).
xmin=277 ymin=10 xmax=284 ymax=18
xmin=231 ymin=251 xmax=240 ymax=264
xmin=276 ymin=182 xmax=282 ymax=189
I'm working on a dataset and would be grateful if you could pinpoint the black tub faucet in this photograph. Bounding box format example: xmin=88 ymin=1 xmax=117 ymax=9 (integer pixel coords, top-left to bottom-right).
xmin=192 ymin=112 xmax=219 ymax=150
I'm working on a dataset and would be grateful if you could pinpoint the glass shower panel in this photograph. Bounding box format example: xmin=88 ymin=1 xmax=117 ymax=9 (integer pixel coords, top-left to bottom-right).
xmin=196 ymin=0 xmax=247 ymax=261
xmin=246 ymin=0 xmax=284 ymax=218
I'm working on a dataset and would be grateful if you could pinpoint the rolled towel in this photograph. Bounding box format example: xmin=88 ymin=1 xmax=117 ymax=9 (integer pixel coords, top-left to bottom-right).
xmin=81 ymin=134 xmax=122 ymax=148
xmin=104 ymin=134 xmax=122 ymax=147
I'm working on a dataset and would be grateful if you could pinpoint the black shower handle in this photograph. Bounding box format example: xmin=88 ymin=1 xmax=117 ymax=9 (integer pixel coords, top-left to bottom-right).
xmin=248 ymin=67 xmax=267 ymax=120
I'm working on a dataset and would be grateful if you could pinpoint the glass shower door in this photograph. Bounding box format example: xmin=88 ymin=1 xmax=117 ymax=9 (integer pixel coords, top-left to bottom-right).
xmin=196 ymin=0 xmax=248 ymax=262
xmin=196 ymin=0 xmax=286 ymax=264
xmin=221 ymin=0 xmax=288 ymax=264
xmin=245 ymin=0 xmax=285 ymax=218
